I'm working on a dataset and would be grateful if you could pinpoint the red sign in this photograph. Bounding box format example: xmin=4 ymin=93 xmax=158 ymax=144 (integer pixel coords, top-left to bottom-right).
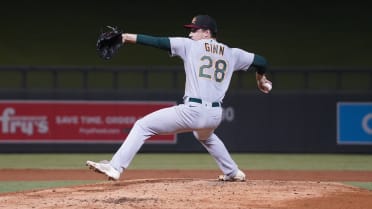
xmin=0 ymin=100 xmax=177 ymax=143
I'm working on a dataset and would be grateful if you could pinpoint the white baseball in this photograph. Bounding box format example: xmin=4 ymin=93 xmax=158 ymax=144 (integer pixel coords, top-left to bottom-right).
xmin=263 ymin=82 xmax=272 ymax=91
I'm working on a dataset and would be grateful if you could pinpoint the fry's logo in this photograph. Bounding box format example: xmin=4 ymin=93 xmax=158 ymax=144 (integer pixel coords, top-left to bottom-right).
xmin=0 ymin=107 xmax=49 ymax=136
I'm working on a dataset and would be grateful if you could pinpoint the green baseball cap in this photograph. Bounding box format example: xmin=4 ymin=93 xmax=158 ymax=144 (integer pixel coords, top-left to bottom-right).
xmin=184 ymin=15 xmax=217 ymax=33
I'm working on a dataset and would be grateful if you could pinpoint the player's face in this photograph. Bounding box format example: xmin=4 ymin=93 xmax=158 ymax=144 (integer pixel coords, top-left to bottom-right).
xmin=188 ymin=28 xmax=211 ymax=40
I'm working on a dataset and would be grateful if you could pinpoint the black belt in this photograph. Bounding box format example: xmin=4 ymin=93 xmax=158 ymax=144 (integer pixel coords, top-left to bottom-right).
xmin=188 ymin=97 xmax=221 ymax=107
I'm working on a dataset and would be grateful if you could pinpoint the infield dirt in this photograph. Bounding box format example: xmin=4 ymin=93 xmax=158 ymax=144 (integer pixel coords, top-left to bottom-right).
xmin=0 ymin=169 xmax=372 ymax=209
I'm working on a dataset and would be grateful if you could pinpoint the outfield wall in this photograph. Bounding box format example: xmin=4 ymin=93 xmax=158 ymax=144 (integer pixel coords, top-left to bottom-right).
xmin=0 ymin=91 xmax=371 ymax=153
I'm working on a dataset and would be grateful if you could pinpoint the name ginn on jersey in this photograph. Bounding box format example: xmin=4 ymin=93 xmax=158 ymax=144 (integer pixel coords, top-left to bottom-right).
xmin=204 ymin=43 xmax=224 ymax=56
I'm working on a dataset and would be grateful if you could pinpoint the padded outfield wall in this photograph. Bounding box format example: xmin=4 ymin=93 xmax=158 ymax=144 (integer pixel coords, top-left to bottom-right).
xmin=0 ymin=90 xmax=371 ymax=153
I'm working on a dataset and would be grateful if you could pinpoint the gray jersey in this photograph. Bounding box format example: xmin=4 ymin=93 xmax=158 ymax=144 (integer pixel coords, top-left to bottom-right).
xmin=170 ymin=37 xmax=255 ymax=102
xmin=108 ymin=34 xmax=254 ymax=180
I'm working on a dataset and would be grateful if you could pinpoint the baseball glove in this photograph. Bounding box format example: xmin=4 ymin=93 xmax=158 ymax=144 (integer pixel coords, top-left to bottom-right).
xmin=96 ymin=26 xmax=124 ymax=60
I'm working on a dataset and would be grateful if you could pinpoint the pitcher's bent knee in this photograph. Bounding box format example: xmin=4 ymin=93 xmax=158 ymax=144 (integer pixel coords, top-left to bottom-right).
xmin=193 ymin=131 xmax=212 ymax=141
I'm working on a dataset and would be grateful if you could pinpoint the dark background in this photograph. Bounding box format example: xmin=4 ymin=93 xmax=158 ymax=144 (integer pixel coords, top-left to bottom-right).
xmin=1 ymin=0 xmax=371 ymax=67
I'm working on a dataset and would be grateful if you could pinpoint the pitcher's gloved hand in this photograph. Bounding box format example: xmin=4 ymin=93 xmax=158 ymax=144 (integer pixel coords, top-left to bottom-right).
xmin=96 ymin=26 xmax=124 ymax=60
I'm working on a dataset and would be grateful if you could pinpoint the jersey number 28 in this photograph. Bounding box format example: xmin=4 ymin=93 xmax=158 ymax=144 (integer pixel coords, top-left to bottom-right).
xmin=199 ymin=56 xmax=227 ymax=82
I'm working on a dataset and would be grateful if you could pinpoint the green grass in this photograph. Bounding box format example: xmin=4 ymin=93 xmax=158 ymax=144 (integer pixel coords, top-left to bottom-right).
xmin=0 ymin=153 xmax=112 ymax=169
xmin=230 ymin=154 xmax=372 ymax=171
xmin=0 ymin=153 xmax=371 ymax=170
xmin=344 ymin=182 xmax=372 ymax=191
xmin=130 ymin=153 xmax=372 ymax=170
xmin=0 ymin=180 xmax=99 ymax=193
xmin=0 ymin=153 xmax=371 ymax=193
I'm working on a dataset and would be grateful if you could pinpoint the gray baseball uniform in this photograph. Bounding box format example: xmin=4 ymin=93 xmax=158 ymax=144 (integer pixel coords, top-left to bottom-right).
xmin=110 ymin=37 xmax=255 ymax=178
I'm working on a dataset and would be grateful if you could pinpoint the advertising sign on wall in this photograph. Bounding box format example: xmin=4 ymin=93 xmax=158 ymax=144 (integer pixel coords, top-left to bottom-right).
xmin=337 ymin=102 xmax=372 ymax=145
xmin=0 ymin=100 xmax=177 ymax=143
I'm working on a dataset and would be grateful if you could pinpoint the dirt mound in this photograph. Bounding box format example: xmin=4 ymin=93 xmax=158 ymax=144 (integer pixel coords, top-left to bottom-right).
xmin=1 ymin=169 xmax=372 ymax=208
xmin=1 ymin=178 xmax=371 ymax=209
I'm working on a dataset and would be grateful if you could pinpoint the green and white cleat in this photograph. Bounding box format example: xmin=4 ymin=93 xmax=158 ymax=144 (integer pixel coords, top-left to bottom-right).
xmin=86 ymin=160 xmax=120 ymax=181
xmin=218 ymin=169 xmax=246 ymax=182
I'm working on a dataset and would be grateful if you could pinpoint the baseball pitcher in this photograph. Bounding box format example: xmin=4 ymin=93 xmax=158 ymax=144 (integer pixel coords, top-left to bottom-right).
xmin=87 ymin=14 xmax=272 ymax=181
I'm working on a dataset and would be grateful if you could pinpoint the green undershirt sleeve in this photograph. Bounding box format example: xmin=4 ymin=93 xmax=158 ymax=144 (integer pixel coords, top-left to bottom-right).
xmin=136 ymin=34 xmax=171 ymax=51
xmin=251 ymin=54 xmax=268 ymax=75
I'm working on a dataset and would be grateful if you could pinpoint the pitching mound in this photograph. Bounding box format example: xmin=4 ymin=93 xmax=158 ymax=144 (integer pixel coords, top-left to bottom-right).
xmin=1 ymin=178 xmax=372 ymax=209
